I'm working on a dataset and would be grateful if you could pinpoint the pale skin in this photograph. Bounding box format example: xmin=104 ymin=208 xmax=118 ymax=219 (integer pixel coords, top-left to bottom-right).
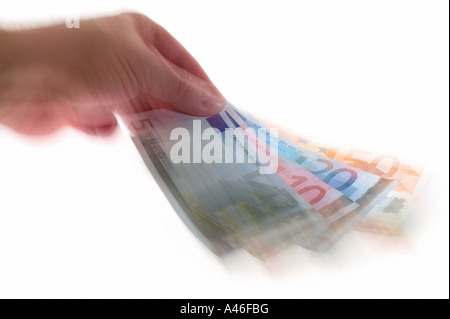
xmin=0 ymin=12 xmax=226 ymax=136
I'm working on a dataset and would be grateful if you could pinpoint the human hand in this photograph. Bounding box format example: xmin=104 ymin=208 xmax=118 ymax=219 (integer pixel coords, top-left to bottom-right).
xmin=0 ymin=13 xmax=225 ymax=135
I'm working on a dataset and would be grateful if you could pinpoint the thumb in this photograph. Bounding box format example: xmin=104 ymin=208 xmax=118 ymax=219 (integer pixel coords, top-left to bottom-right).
xmin=144 ymin=51 xmax=226 ymax=116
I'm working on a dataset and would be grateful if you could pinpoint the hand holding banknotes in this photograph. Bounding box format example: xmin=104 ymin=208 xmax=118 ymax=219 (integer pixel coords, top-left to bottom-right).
xmin=0 ymin=12 xmax=225 ymax=135
xmin=0 ymin=11 xmax=423 ymax=260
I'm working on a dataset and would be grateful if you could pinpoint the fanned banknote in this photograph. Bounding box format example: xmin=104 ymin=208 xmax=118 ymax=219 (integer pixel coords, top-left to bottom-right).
xmin=120 ymin=106 xmax=326 ymax=256
xmin=205 ymin=106 xmax=363 ymax=251
xmin=255 ymin=117 xmax=427 ymax=235
xmin=119 ymin=101 xmax=423 ymax=257
xmin=240 ymin=115 xmax=398 ymax=207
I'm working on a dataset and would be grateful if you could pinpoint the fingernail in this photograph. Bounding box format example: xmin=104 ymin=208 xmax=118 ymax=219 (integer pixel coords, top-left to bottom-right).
xmin=202 ymin=91 xmax=226 ymax=113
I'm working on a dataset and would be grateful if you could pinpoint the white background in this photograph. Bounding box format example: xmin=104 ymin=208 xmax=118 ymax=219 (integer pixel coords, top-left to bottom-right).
xmin=0 ymin=1 xmax=448 ymax=298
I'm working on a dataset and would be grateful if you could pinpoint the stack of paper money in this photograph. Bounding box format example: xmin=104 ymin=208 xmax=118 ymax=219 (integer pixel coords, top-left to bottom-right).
xmin=120 ymin=103 xmax=425 ymax=258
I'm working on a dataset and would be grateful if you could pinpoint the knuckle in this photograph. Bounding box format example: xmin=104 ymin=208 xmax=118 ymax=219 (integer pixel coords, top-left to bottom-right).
xmin=123 ymin=12 xmax=149 ymax=22
xmin=122 ymin=12 xmax=154 ymax=30
xmin=129 ymin=12 xmax=154 ymax=26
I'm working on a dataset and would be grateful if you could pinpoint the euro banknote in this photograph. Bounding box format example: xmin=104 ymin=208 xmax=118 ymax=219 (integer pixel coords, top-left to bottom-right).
xmin=216 ymin=108 xmax=404 ymax=248
xmin=120 ymin=106 xmax=326 ymax=256
xmin=214 ymin=107 xmax=360 ymax=224
xmin=224 ymin=109 xmax=398 ymax=216
xmin=208 ymin=107 xmax=364 ymax=252
xmin=119 ymin=101 xmax=420 ymax=257
xmin=255 ymin=117 xmax=426 ymax=235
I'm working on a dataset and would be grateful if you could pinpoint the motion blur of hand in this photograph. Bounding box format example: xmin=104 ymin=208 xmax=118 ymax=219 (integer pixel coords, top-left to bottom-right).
xmin=0 ymin=13 xmax=226 ymax=135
